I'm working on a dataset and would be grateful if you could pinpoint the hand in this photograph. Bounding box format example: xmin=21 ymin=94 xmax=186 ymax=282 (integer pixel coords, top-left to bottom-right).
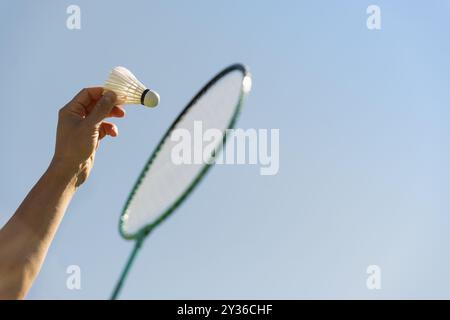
xmin=52 ymin=87 xmax=125 ymax=186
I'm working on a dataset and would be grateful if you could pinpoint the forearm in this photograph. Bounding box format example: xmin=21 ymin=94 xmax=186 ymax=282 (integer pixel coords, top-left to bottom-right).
xmin=0 ymin=160 xmax=78 ymax=299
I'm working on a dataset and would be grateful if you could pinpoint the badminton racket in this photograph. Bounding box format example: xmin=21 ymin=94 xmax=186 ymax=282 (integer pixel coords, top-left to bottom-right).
xmin=111 ymin=63 xmax=252 ymax=299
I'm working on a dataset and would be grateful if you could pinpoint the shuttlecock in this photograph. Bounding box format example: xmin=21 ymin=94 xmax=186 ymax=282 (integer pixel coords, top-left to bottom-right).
xmin=103 ymin=66 xmax=160 ymax=108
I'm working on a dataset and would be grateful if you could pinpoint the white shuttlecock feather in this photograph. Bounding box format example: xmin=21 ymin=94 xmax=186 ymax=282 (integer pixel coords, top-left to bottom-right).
xmin=103 ymin=66 xmax=160 ymax=108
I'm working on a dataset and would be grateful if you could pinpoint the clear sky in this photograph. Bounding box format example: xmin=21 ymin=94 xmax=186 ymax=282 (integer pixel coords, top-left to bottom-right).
xmin=1 ymin=0 xmax=450 ymax=299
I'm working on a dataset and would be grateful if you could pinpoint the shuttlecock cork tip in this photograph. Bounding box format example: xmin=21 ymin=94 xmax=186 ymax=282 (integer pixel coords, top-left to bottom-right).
xmin=141 ymin=89 xmax=160 ymax=108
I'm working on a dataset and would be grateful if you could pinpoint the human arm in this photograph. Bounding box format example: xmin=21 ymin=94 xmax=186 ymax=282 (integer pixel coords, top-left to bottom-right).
xmin=0 ymin=88 xmax=123 ymax=299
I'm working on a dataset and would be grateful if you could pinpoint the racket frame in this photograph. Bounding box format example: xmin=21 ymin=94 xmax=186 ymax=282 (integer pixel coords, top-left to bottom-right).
xmin=119 ymin=63 xmax=250 ymax=240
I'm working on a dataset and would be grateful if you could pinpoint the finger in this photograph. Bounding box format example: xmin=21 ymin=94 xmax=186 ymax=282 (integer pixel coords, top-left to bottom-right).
xmin=99 ymin=124 xmax=107 ymax=140
xmin=99 ymin=121 xmax=118 ymax=139
xmin=108 ymin=105 xmax=125 ymax=118
xmin=88 ymin=91 xmax=118 ymax=125
xmin=68 ymin=87 xmax=104 ymax=114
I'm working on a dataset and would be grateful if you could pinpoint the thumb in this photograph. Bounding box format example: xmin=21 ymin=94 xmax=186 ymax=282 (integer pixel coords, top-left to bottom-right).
xmin=88 ymin=91 xmax=117 ymax=125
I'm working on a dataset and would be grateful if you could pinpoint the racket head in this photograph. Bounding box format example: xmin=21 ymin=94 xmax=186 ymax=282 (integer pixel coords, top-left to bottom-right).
xmin=119 ymin=64 xmax=251 ymax=240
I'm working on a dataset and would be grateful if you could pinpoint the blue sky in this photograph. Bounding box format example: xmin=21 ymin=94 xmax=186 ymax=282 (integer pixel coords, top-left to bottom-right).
xmin=1 ymin=0 xmax=450 ymax=299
